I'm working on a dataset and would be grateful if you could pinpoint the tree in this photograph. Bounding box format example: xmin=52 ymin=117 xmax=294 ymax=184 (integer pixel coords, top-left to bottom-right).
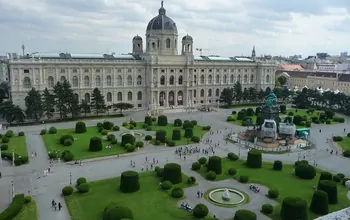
xmin=62 ymin=80 xmax=79 ymax=118
xmin=265 ymin=87 xmax=272 ymax=96
xmin=53 ymin=82 xmax=69 ymax=119
xmin=68 ymin=94 xmax=80 ymax=118
xmin=90 ymin=88 xmax=106 ymax=115
xmin=293 ymin=88 xmax=310 ymax=109
xmin=273 ymin=87 xmax=282 ymax=98
xmin=113 ymin=103 xmax=134 ymax=115
xmin=10 ymin=105 xmax=26 ymax=124
xmin=277 ymin=76 xmax=288 ymax=85
xmin=275 ymin=77 xmax=280 ymax=87
xmin=25 ymin=88 xmax=43 ymax=122
xmin=42 ymin=88 xmax=55 ymax=120
xmin=0 ymin=101 xmax=14 ymax=122
xmin=242 ymin=88 xmax=249 ymax=102
xmin=79 ymin=99 xmax=90 ymax=116
xmin=248 ymin=87 xmax=257 ymax=102
xmin=0 ymin=101 xmax=25 ymax=124
xmin=219 ymin=87 xmax=234 ymax=107
xmin=258 ymin=89 xmax=265 ymax=101
xmin=0 ymin=82 xmax=10 ymax=103
xmin=233 ymin=81 xmax=242 ymax=103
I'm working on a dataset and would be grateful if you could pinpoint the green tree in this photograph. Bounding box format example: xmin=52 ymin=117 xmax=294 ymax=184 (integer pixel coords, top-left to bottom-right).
xmin=0 ymin=82 xmax=10 ymax=103
xmin=242 ymin=88 xmax=249 ymax=102
xmin=42 ymin=88 xmax=55 ymax=120
xmin=293 ymin=88 xmax=310 ymax=109
xmin=62 ymin=80 xmax=79 ymax=118
xmin=219 ymin=87 xmax=234 ymax=107
xmin=10 ymin=105 xmax=26 ymax=124
xmin=113 ymin=102 xmax=134 ymax=115
xmin=273 ymin=87 xmax=283 ymax=98
xmin=79 ymin=99 xmax=90 ymax=116
xmin=278 ymin=76 xmax=288 ymax=85
xmin=265 ymin=87 xmax=272 ymax=96
xmin=53 ymin=82 xmax=68 ymax=119
xmin=233 ymin=81 xmax=242 ymax=103
xmin=0 ymin=101 xmax=25 ymax=124
xmin=258 ymin=89 xmax=265 ymax=101
xmin=25 ymin=88 xmax=43 ymax=122
xmin=91 ymin=88 xmax=106 ymax=115
xmin=248 ymin=87 xmax=257 ymax=102
xmin=275 ymin=77 xmax=280 ymax=87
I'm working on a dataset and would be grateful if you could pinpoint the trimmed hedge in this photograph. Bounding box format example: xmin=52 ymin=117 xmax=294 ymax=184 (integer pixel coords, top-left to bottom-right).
xmin=184 ymin=128 xmax=193 ymax=138
xmin=174 ymin=119 xmax=182 ymax=126
xmin=0 ymin=194 xmax=24 ymax=220
xmin=77 ymin=183 xmax=89 ymax=193
xmin=207 ymin=156 xmax=222 ymax=174
xmin=75 ymin=121 xmax=87 ymax=133
xmin=261 ymin=204 xmax=273 ymax=214
xmin=268 ymin=189 xmax=279 ymax=199
xmin=156 ymin=130 xmax=166 ymax=143
xmin=121 ymin=134 xmax=136 ymax=147
xmin=318 ymin=172 xmax=332 ymax=188
xmin=234 ymin=209 xmax=257 ymax=220
xmin=157 ymin=115 xmax=168 ymax=126
xmin=192 ymin=162 xmax=201 ymax=171
xmin=120 ymin=171 xmax=140 ymax=193
xmin=273 ymin=160 xmax=283 ymax=171
xmin=144 ymin=116 xmax=152 ymax=126
xmin=206 ymin=171 xmax=216 ymax=180
xmin=171 ymin=187 xmax=184 ymax=198
xmin=161 ymin=181 xmax=172 ymax=190
xmin=280 ymin=197 xmax=308 ymax=220
xmin=61 ymin=150 xmax=74 ymax=162
xmin=103 ymin=121 xmax=114 ymax=130
xmin=198 ymin=157 xmax=207 ymax=165
xmin=112 ymin=126 xmax=120 ymax=131
xmin=295 ymin=163 xmax=316 ymax=180
xmin=88 ymin=137 xmax=103 ymax=152
xmin=40 ymin=129 xmax=46 ymax=135
xmin=60 ymin=134 xmax=74 ymax=145
xmin=228 ymin=152 xmax=239 ymax=161
xmin=239 ymin=175 xmax=249 ymax=183
xmin=183 ymin=121 xmax=194 ymax=129
xmin=191 ymin=136 xmax=200 ymax=143
xmin=145 ymin=135 xmax=152 ymax=141
xmin=49 ymin=127 xmax=57 ymax=134
xmin=187 ymin=176 xmax=196 ymax=184
xmin=343 ymin=150 xmax=350 ymax=158
xmin=172 ymin=129 xmax=181 ymax=140
xmin=246 ymin=150 xmax=262 ymax=168
xmin=310 ymin=190 xmax=329 ymax=215
xmin=318 ymin=180 xmax=338 ymax=204
xmin=62 ymin=186 xmax=74 ymax=196
xmin=77 ymin=177 xmax=87 ymax=186
xmin=103 ymin=204 xmax=133 ymax=220
xmin=228 ymin=168 xmax=237 ymax=176
xmin=163 ymin=163 xmax=182 ymax=184
xmin=193 ymin=204 xmax=209 ymax=218
xmin=18 ymin=131 xmax=25 ymax=136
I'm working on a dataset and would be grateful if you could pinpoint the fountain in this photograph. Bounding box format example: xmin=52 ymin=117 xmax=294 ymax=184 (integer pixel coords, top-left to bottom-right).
xmin=130 ymin=131 xmax=135 ymax=136
xmin=222 ymin=188 xmax=231 ymax=201
xmin=208 ymin=188 xmax=245 ymax=206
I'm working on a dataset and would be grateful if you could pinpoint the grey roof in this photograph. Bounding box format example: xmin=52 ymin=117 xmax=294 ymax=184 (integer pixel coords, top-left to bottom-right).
xmin=182 ymin=35 xmax=193 ymax=41
xmin=146 ymin=3 xmax=177 ymax=32
xmin=133 ymin=35 xmax=142 ymax=41
xmin=194 ymin=56 xmax=254 ymax=62
xmin=22 ymin=53 xmax=141 ymax=60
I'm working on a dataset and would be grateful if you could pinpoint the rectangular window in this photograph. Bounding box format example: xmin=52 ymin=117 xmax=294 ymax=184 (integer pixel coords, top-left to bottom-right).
xmin=128 ymin=69 xmax=132 ymax=72
xmin=84 ymin=68 xmax=89 ymax=73
xmin=137 ymin=69 xmax=141 ymax=72
xmin=138 ymin=104 xmax=142 ymax=107
xmin=24 ymin=69 xmax=29 ymax=73
xmin=72 ymin=69 xmax=77 ymax=73
xmin=106 ymin=68 xmax=111 ymax=73
xmin=96 ymin=69 xmax=101 ymax=73
xmin=117 ymin=69 xmax=122 ymax=72
xmin=60 ymin=69 xmax=65 ymax=73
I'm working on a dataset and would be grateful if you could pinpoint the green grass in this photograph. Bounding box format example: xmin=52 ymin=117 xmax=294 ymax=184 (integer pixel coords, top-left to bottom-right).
xmin=13 ymin=201 xmax=38 ymax=220
xmin=229 ymin=104 xmax=260 ymax=109
xmin=197 ymin=158 xmax=350 ymax=220
xmin=338 ymin=136 xmax=350 ymax=151
xmin=42 ymin=127 xmax=127 ymax=160
xmin=65 ymin=172 xmax=212 ymax=220
xmin=2 ymin=136 xmax=27 ymax=157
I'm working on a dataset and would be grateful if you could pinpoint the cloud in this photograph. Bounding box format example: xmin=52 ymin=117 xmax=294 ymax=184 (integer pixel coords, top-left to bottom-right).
xmin=0 ymin=0 xmax=349 ymax=57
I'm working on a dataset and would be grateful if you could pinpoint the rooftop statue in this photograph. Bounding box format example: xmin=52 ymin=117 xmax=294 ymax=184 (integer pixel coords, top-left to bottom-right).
xmin=264 ymin=92 xmax=277 ymax=110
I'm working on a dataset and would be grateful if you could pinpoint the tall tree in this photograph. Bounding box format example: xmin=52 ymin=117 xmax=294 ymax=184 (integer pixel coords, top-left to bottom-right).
xmin=62 ymin=80 xmax=79 ymax=118
xmin=79 ymin=99 xmax=90 ymax=116
xmin=25 ymin=88 xmax=43 ymax=122
xmin=10 ymin=105 xmax=26 ymax=124
xmin=0 ymin=101 xmax=25 ymax=124
xmin=42 ymin=88 xmax=55 ymax=120
xmin=91 ymin=88 xmax=106 ymax=115
xmin=248 ymin=87 xmax=257 ymax=102
xmin=233 ymin=81 xmax=242 ymax=103
xmin=258 ymin=89 xmax=265 ymax=101
xmin=219 ymin=87 xmax=234 ymax=107
xmin=242 ymin=88 xmax=249 ymax=102
xmin=113 ymin=103 xmax=134 ymax=115
xmin=53 ymin=82 xmax=68 ymax=119
xmin=278 ymin=76 xmax=288 ymax=85
xmin=0 ymin=82 xmax=10 ymax=103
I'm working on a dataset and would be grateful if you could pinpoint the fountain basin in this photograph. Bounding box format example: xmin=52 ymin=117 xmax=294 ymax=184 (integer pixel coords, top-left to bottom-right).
xmin=119 ymin=132 xmax=144 ymax=138
xmin=208 ymin=188 xmax=245 ymax=205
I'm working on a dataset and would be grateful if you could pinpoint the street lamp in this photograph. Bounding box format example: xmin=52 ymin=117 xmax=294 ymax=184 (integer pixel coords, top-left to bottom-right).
xmin=69 ymin=172 xmax=72 ymax=185
xmin=0 ymin=146 xmax=2 ymax=164
xmin=11 ymin=181 xmax=15 ymax=198
xmin=12 ymin=149 xmax=14 ymax=167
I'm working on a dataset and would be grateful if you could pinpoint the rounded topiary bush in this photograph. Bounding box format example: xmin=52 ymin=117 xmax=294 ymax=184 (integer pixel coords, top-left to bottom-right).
xmin=0 ymin=144 xmax=8 ymax=150
xmin=172 ymin=129 xmax=181 ymax=140
xmin=171 ymin=187 xmax=184 ymax=198
xmin=207 ymin=156 xmax=222 ymax=174
xmin=120 ymin=171 xmax=140 ymax=193
xmin=187 ymin=176 xmax=196 ymax=184
xmin=121 ymin=134 xmax=136 ymax=147
xmin=206 ymin=171 xmax=216 ymax=180
xmin=107 ymin=134 xmax=116 ymax=141
xmin=64 ymin=139 xmax=73 ymax=146
xmin=75 ymin=121 xmax=87 ymax=133
xmin=183 ymin=121 xmax=194 ymax=129
xmin=40 ymin=129 xmax=46 ymax=135
xmin=144 ymin=116 xmax=152 ymax=126
xmin=156 ymin=130 xmax=166 ymax=143
xmin=247 ymin=150 xmax=262 ymax=168
xmin=295 ymin=163 xmax=316 ymax=180
xmin=228 ymin=168 xmax=237 ymax=176
xmin=333 ymin=175 xmax=341 ymax=183
xmin=113 ymin=126 xmax=120 ymax=131
xmin=62 ymin=186 xmax=74 ymax=196
xmin=174 ymin=119 xmax=182 ymax=126
xmin=184 ymin=128 xmax=193 ymax=138
xmin=193 ymin=204 xmax=209 ymax=218
xmin=318 ymin=172 xmax=332 ymax=187
xmin=157 ymin=115 xmax=168 ymax=126
xmin=77 ymin=183 xmax=89 ymax=193
xmin=273 ymin=160 xmax=283 ymax=171
xmin=198 ymin=157 xmax=207 ymax=165
xmin=97 ymin=122 xmax=103 ymax=127
xmin=60 ymin=134 xmax=74 ymax=145
xmin=261 ymin=204 xmax=273 ymax=214
xmin=228 ymin=152 xmax=239 ymax=161
xmin=61 ymin=150 xmax=74 ymax=162
xmin=191 ymin=136 xmax=200 ymax=143
xmin=234 ymin=209 xmax=257 ymax=220
xmin=268 ymin=189 xmax=279 ymax=199
xmin=135 ymin=141 xmax=144 ymax=148
xmin=192 ymin=162 xmax=201 ymax=171
xmin=161 ymin=180 xmax=172 ymax=190
xmin=77 ymin=177 xmax=87 ymax=186
xmin=89 ymin=137 xmax=103 ymax=152
xmin=163 ymin=163 xmax=182 ymax=184
xmin=343 ymin=150 xmax=350 ymax=158
xmin=318 ymin=180 xmax=338 ymax=204
xmin=145 ymin=135 xmax=152 ymax=141
xmin=126 ymin=144 xmax=135 ymax=152
xmin=101 ymin=129 xmax=109 ymax=135
xmin=337 ymin=173 xmax=345 ymax=179
xmin=24 ymin=195 xmax=32 ymax=203
xmin=103 ymin=121 xmax=114 ymax=130
xmin=310 ymin=190 xmax=329 ymax=215
xmin=280 ymin=197 xmax=308 ymax=220
xmin=239 ymin=175 xmax=249 ymax=183
xmin=18 ymin=131 xmax=25 ymax=136
xmin=103 ymin=205 xmax=133 ymax=220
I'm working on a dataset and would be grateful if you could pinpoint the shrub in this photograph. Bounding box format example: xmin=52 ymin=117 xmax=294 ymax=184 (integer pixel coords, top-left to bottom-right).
xmin=268 ymin=189 xmax=279 ymax=199
xmin=187 ymin=176 xmax=196 ymax=184
xmin=343 ymin=150 xmax=350 ymax=158
xmin=18 ymin=131 xmax=25 ymax=136
xmin=154 ymin=140 xmax=161 ymax=145
xmin=101 ymin=129 xmax=109 ymax=135
xmin=247 ymin=108 xmax=254 ymax=116
xmin=280 ymin=104 xmax=286 ymax=113
xmin=156 ymin=130 xmax=166 ymax=143
xmin=103 ymin=121 xmax=114 ymax=130
xmin=2 ymin=137 xmax=9 ymax=143
xmin=191 ymin=136 xmax=200 ymax=143
xmin=246 ymin=150 xmax=262 ymax=168
xmin=295 ymin=163 xmax=316 ymax=180
xmin=237 ymin=111 xmax=246 ymax=120
xmin=97 ymin=122 xmax=103 ymax=127
xmin=103 ymin=205 xmax=133 ymax=220
xmin=333 ymin=116 xmax=345 ymax=123
xmin=151 ymin=117 xmax=156 ymax=121
xmin=310 ymin=190 xmax=329 ymax=215
xmin=342 ymin=177 xmax=350 ymax=186
xmin=206 ymin=171 xmax=216 ymax=180
xmin=193 ymin=204 xmax=209 ymax=218
xmin=167 ymin=140 xmax=175 ymax=146
xmin=171 ymin=187 xmax=184 ymax=198
xmin=227 ymin=116 xmax=234 ymax=121
xmin=318 ymin=172 xmax=332 ymax=187
xmin=24 ymin=195 xmax=32 ymax=203
xmin=198 ymin=157 xmax=207 ymax=165
xmin=294 ymin=160 xmax=308 ymax=167
xmin=40 ymin=129 xmax=46 ymax=135
xmin=76 ymin=177 xmax=87 ymax=186
xmin=89 ymin=137 xmax=103 ymax=152
xmin=332 ymin=136 xmax=343 ymax=142
xmin=125 ymin=144 xmax=135 ymax=152
xmin=337 ymin=173 xmax=345 ymax=179
xmin=61 ymin=150 xmax=74 ymax=162
xmin=1 ymin=144 xmax=8 ymax=150
xmin=163 ymin=163 xmax=182 ymax=184
xmin=207 ymin=156 xmax=222 ymax=174
xmin=135 ymin=141 xmax=144 ymax=148
xmin=228 ymin=152 xmax=239 ymax=161
xmin=62 ymin=186 xmax=74 ymax=196
xmin=232 ymin=110 xmax=237 ymax=114
xmin=64 ymin=139 xmax=73 ymax=146
xmin=191 ymin=120 xmax=197 ymax=125
xmin=172 ymin=129 xmax=181 ymax=140
xmin=228 ymin=168 xmax=237 ymax=175
xmin=293 ymin=115 xmax=303 ymax=125
xmin=48 ymin=152 xmax=58 ymax=159
xmin=318 ymin=180 xmax=338 ymax=204
xmin=5 ymin=130 xmax=13 ymax=138
xmin=60 ymin=134 xmax=74 ymax=145
xmin=280 ymin=197 xmax=308 ymax=220
xmin=192 ymin=162 xmax=201 ymax=170
xmin=184 ymin=128 xmax=193 ymax=138
xmin=273 ymin=160 xmax=283 ymax=171
xmin=261 ymin=204 xmax=273 ymax=214
xmin=121 ymin=134 xmax=136 ymax=147
xmin=144 ymin=116 xmax=152 ymax=126
xmin=77 ymin=183 xmax=89 ymax=193
xmin=111 ymin=139 xmax=118 ymax=144
xmin=111 ymin=126 xmax=119 ymax=132
xmin=0 ymin=194 xmax=24 ymax=220
xmin=107 ymin=134 xmax=116 ymax=141
xmin=174 ymin=119 xmax=182 ymax=126
xmin=145 ymin=135 xmax=152 ymax=141
xmin=183 ymin=121 xmax=194 ymax=129
xmin=156 ymin=168 xmax=164 ymax=177
xmin=122 ymin=122 xmax=128 ymax=127
xmin=120 ymin=171 xmax=140 ymax=193
xmin=98 ymin=127 xmax=103 ymax=133
xmin=157 ymin=115 xmax=168 ymax=126
xmin=202 ymin=126 xmax=211 ymax=130
xmin=161 ymin=180 xmax=172 ymax=190
xmin=75 ymin=121 xmax=86 ymax=133
xmin=326 ymin=119 xmax=331 ymax=124
xmin=239 ymin=175 xmax=249 ymax=183
xmin=234 ymin=209 xmax=257 ymax=220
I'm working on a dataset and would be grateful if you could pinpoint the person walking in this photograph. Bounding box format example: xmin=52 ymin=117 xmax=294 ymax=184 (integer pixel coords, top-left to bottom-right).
xmin=58 ymin=202 xmax=62 ymax=211
xmin=51 ymin=199 xmax=55 ymax=208
xmin=0 ymin=172 xmax=2 ymax=179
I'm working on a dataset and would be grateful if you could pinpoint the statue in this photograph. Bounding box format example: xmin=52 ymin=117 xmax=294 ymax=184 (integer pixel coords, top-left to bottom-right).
xmin=222 ymin=188 xmax=231 ymax=201
xmin=345 ymin=180 xmax=350 ymax=190
xmin=265 ymin=92 xmax=277 ymax=110
xmin=130 ymin=131 xmax=135 ymax=136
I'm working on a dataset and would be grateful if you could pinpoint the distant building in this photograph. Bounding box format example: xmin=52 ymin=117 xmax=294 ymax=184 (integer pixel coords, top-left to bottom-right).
xmin=0 ymin=57 xmax=9 ymax=82
xmin=340 ymin=52 xmax=348 ymax=57
xmin=276 ymin=64 xmax=304 ymax=71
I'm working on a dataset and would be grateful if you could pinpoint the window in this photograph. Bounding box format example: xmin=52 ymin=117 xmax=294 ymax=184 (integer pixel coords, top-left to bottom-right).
xmin=72 ymin=69 xmax=77 ymax=73
xmin=24 ymin=69 xmax=29 ymax=73
xmin=178 ymin=75 xmax=183 ymax=85
xmin=216 ymin=88 xmax=220 ymax=96
xmin=60 ymin=69 xmax=65 ymax=73
xmin=128 ymin=69 xmax=132 ymax=73
xmin=137 ymin=91 xmax=142 ymax=100
xmin=128 ymin=92 xmax=132 ymax=101
xmin=200 ymin=89 xmax=204 ymax=97
xmin=117 ymin=69 xmax=122 ymax=73
xmin=223 ymin=75 xmax=227 ymax=83
xmin=216 ymin=75 xmax=220 ymax=84
xmin=107 ymin=92 xmax=112 ymax=102
xmin=127 ymin=75 xmax=132 ymax=86
xmin=166 ymin=38 xmax=171 ymax=48
xmin=106 ymin=75 xmax=112 ymax=86
xmin=84 ymin=68 xmax=89 ymax=73
xmin=137 ymin=75 xmax=142 ymax=85
xmin=96 ymin=69 xmax=101 ymax=73
xmin=160 ymin=76 xmax=165 ymax=85
xmin=170 ymin=69 xmax=174 ymax=73
xmin=48 ymin=76 xmax=54 ymax=87
xmin=208 ymin=75 xmax=212 ymax=84
xmin=209 ymin=69 xmax=212 ymax=72
xmin=244 ymin=74 xmax=248 ymax=83
xmin=106 ymin=68 xmax=111 ymax=73
xmin=237 ymin=75 xmax=241 ymax=82
xmin=194 ymin=90 xmax=196 ymax=97
xmin=216 ymin=69 xmax=220 ymax=72
xmin=73 ymin=93 xmax=79 ymax=101
xmin=250 ymin=75 xmax=254 ymax=83
xmin=200 ymin=75 xmax=205 ymax=84
xmin=117 ymin=75 xmax=122 ymax=86
xmin=23 ymin=77 xmax=31 ymax=89
xmin=266 ymin=75 xmax=270 ymax=83
xmin=169 ymin=75 xmax=174 ymax=85
xmin=230 ymin=75 xmax=234 ymax=83
xmin=161 ymin=69 xmax=165 ymax=73
xmin=84 ymin=76 xmax=90 ymax=87
xmin=117 ymin=92 xmax=122 ymax=101
xmin=72 ymin=76 xmax=78 ymax=87
xmin=85 ymin=93 xmax=90 ymax=103
xmin=208 ymin=89 xmax=212 ymax=97
xmin=194 ymin=75 xmax=197 ymax=84
xmin=96 ymin=76 xmax=101 ymax=87
xmin=138 ymin=104 xmax=142 ymax=108
xmin=201 ymin=69 xmax=204 ymax=72
xmin=60 ymin=76 xmax=66 ymax=84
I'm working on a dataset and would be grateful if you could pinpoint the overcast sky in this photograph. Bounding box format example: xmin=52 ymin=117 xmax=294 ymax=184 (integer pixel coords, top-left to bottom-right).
xmin=0 ymin=0 xmax=349 ymax=57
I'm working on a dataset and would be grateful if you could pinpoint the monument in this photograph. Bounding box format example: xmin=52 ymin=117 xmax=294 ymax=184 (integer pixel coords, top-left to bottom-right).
xmin=222 ymin=188 xmax=231 ymax=201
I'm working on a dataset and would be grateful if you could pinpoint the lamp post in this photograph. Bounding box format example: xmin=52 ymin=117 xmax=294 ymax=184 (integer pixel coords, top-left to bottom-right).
xmin=12 ymin=149 xmax=14 ymax=167
xmin=11 ymin=181 xmax=15 ymax=198
xmin=69 ymin=172 xmax=72 ymax=185
xmin=0 ymin=146 xmax=2 ymax=164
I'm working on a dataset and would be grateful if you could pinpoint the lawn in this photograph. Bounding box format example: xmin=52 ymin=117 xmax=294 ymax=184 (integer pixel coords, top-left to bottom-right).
xmin=42 ymin=127 xmax=127 ymax=160
xmin=2 ymin=136 xmax=28 ymax=157
xmin=197 ymin=158 xmax=350 ymax=220
xmin=65 ymin=172 xmax=212 ymax=220
xmin=13 ymin=201 xmax=38 ymax=220
xmin=337 ymin=136 xmax=350 ymax=151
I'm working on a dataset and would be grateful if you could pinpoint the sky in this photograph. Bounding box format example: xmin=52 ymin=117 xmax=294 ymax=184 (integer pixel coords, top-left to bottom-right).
xmin=0 ymin=0 xmax=349 ymax=57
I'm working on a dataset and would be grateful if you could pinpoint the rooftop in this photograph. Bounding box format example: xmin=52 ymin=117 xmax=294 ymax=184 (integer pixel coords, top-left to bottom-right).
xmin=194 ymin=56 xmax=254 ymax=62
xmin=21 ymin=53 xmax=141 ymax=60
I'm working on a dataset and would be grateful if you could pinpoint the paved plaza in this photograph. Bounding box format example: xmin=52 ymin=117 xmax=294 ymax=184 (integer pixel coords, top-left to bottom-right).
xmin=1 ymin=108 xmax=350 ymax=220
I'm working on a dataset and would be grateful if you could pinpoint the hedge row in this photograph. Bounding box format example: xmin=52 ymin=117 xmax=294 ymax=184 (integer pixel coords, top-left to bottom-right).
xmin=0 ymin=194 xmax=25 ymax=219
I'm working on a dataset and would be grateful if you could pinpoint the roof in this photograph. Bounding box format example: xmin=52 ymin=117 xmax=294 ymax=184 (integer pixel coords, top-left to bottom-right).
xmin=309 ymin=72 xmax=337 ymax=78
xmin=194 ymin=56 xmax=254 ymax=62
xmin=22 ymin=53 xmax=141 ymax=60
xmin=338 ymin=74 xmax=350 ymax=82
xmin=146 ymin=2 xmax=177 ymax=32
xmin=275 ymin=70 xmax=310 ymax=78
xmin=277 ymin=64 xmax=304 ymax=70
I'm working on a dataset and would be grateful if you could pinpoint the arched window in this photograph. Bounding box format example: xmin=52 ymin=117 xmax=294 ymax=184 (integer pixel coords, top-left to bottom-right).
xmin=216 ymin=88 xmax=220 ymax=96
xmin=96 ymin=76 xmax=101 ymax=87
xmin=117 ymin=92 xmax=122 ymax=101
xmin=200 ymin=89 xmax=204 ymax=97
xmin=152 ymin=42 xmax=155 ymax=49
xmin=160 ymin=75 xmax=165 ymax=85
xmin=216 ymin=75 xmax=220 ymax=84
xmin=230 ymin=75 xmax=234 ymax=83
xmin=266 ymin=75 xmax=270 ymax=83
xmin=137 ymin=75 xmax=142 ymax=85
xmin=106 ymin=75 xmax=112 ymax=86
xmin=85 ymin=93 xmax=90 ymax=102
xmin=117 ymin=75 xmax=122 ymax=86
xmin=208 ymin=75 xmax=212 ymax=84
xmin=200 ymin=75 xmax=205 ymax=84
xmin=72 ymin=76 xmax=78 ymax=87
xmin=107 ymin=92 xmax=112 ymax=102
xmin=48 ymin=76 xmax=54 ymax=87
xmin=137 ymin=91 xmax=142 ymax=100
xmin=223 ymin=75 xmax=227 ymax=83
xmin=73 ymin=93 xmax=79 ymax=101
xmin=208 ymin=89 xmax=212 ymax=97
xmin=127 ymin=75 xmax=132 ymax=86
xmin=244 ymin=74 xmax=248 ymax=83
xmin=194 ymin=75 xmax=197 ymax=84
xmin=178 ymin=75 xmax=183 ymax=85
xmin=23 ymin=77 xmax=31 ymax=89
xmin=60 ymin=76 xmax=66 ymax=84
xmin=166 ymin=38 xmax=171 ymax=48
xmin=250 ymin=75 xmax=254 ymax=83
xmin=84 ymin=76 xmax=90 ymax=87
xmin=127 ymin=91 xmax=132 ymax=101
xmin=194 ymin=90 xmax=197 ymax=97
xmin=169 ymin=75 xmax=174 ymax=85
xmin=237 ymin=75 xmax=241 ymax=82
